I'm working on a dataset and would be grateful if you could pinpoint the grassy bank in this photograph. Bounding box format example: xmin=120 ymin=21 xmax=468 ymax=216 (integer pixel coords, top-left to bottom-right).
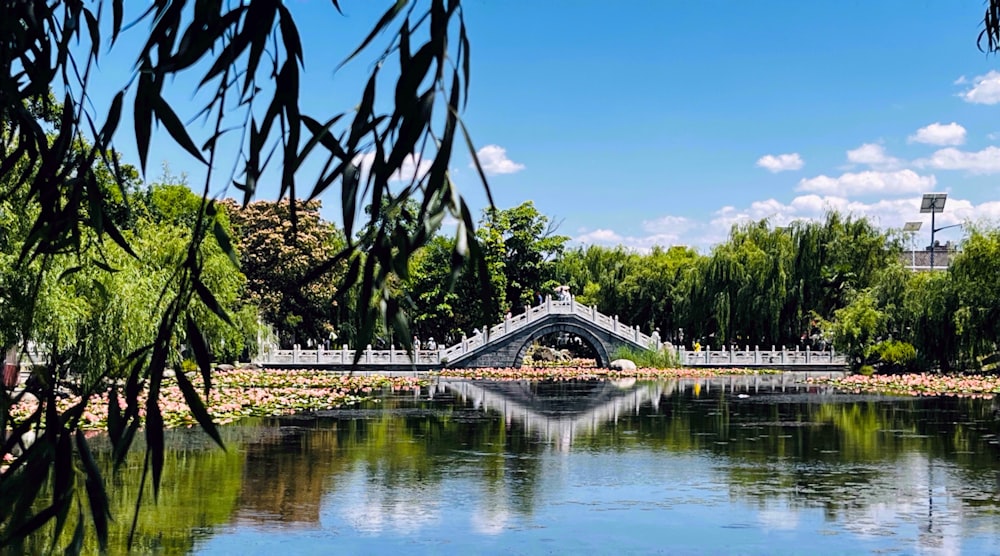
xmin=610 ymin=345 xmax=681 ymax=369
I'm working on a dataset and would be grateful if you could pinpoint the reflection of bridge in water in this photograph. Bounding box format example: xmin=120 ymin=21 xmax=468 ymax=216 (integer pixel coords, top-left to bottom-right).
xmin=436 ymin=372 xmax=842 ymax=450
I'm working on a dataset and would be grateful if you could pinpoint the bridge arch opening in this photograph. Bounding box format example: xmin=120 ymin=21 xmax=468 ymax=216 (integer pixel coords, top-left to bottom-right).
xmin=512 ymin=323 xmax=612 ymax=369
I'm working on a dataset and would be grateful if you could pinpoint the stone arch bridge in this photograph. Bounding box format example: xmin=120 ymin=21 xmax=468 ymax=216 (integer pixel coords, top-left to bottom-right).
xmin=258 ymin=296 xmax=655 ymax=369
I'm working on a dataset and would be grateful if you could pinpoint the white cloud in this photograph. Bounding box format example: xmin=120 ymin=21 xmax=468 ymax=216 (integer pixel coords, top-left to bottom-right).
xmin=573 ymin=219 xmax=690 ymax=253
xmin=573 ymin=228 xmax=623 ymax=244
xmin=908 ymin=122 xmax=966 ymax=146
xmin=845 ymin=143 xmax=902 ymax=170
xmin=641 ymin=215 xmax=695 ymax=234
xmin=473 ymin=145 xmax=525 ymax=175
xmin=954 ymin=75 xmax=967 ymax=85
xmin=915 ymin=146 xmax=1000 ymax=174
xmin=354 ymin=152 xmax=430 ymax=183
xmin=755 ymin=153 xmax=804 ymax=173
xmin=569 ymin=196 xmax=1000 ymax=254
xmin=796 ymin=169 xmax=935 ymax=196
xmin=960 ymin=70 xmax=1000 ymax=104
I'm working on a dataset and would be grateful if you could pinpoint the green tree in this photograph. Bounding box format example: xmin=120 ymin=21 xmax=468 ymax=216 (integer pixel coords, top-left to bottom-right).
xmin=949 ymin=227 xmax=1000 ymax=366
xmin=898 ymin=271 xmax=958 ymax=370
xmin=226 ymin=199 xmax=348 ymax=348
xmin=481 ymin=201 xmax=569 ymax=311
xmin=554 ymin=244 xmax=699 ymax=338
xmin=822 ymin=289 xmax=888 ymax=368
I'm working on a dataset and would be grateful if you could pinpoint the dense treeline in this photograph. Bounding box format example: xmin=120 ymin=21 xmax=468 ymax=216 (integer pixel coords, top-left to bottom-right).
xmin=8 ymin=173 xmax=1000 ymax=375
xmin=9 ymin=189 xmax=1000 ymax=375
xmin=550 ymin=215 xmax=1000 ymax=373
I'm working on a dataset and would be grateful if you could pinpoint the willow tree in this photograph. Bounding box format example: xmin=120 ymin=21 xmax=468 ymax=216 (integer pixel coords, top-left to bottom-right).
xmin=1 ymin=0 xmax=484 ymax=551
xmin=949 ymin=227 xmax=1000 ymax=366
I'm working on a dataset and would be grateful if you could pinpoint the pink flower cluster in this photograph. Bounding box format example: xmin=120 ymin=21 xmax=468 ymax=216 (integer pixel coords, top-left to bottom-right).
xmin=7 ymin=369 xmax=428 ymax=431
xmin=811 ymin=372 xmax=1000 ymax=398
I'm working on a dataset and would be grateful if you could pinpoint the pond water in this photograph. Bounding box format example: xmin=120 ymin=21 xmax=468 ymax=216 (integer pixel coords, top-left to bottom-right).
xmin=49 ymin=375 xmax=1000 ymax=554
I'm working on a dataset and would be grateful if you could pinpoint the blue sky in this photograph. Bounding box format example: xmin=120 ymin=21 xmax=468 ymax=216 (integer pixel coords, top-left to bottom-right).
xmin=90 ymin=1 xmax=1000 ymax=251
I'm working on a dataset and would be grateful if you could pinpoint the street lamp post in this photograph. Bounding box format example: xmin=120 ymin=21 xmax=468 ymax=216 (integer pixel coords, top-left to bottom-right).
xmin=903 ymin=221 xmax=922 ymax=270
xmin=920 ymin=193 xmax=947 ymax=270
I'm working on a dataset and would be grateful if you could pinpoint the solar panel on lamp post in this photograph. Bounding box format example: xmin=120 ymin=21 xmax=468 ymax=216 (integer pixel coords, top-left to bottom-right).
xmin=920 ymin=193 xmax=947 ymax=270
xmin=903 ymin=221 xmax=922 ymax=270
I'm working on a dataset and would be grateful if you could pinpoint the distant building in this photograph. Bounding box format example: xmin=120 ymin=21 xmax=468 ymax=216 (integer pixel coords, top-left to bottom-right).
xmin=900 ymin=241 xmax=957 ymax=271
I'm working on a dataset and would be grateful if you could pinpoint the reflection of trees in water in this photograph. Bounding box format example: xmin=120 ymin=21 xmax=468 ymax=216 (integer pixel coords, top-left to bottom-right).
xmin=16 ymin=427 xmax=248 ymax=555
xmin=237 ymin=423 xmax=349 ymax=527
xmin=233 ymin=392 xmax=550 ymax=530
xmin=34 ymin=379 xmax=999 ymax=552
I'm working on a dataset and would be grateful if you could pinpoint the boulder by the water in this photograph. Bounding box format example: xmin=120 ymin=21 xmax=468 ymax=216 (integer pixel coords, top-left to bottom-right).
xmin=609 ymin=359 xmax=637 ymax=371
xmin=530 ymin=346 xmax=569 ymax=363
xmin=11 ymin=430 xmax=36 ymax=457
xmin=216 ymin=364 xmax=236 ymax=372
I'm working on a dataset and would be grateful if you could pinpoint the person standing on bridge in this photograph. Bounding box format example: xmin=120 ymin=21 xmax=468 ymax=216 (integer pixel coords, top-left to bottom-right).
xmin=556 ymin=285 xmax=570 ymax=301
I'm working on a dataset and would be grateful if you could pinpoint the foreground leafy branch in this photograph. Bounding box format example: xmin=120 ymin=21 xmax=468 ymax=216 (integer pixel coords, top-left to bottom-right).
xmin=1 ymin=0 xmax=486 ymax=551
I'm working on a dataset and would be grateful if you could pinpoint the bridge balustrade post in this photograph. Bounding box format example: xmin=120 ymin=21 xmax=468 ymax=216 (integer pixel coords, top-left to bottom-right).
xmin=546 ymin=295 xmax=552 ymax=313
xmin=366 ymin=345 xmax=372 ymax=364
xmin=805 ymin=346 xmax=811 ymax=364
xmin=342 ymin=344 xmax=349 ymax=364
xmin=781 ymin=346 xmax=786 ymax=365
xmin=754 ymin=346 xmax=759 ymax=365
xmin=389 ymin=345 xmax=394 ymax=364
xmin=293 ymin=344 xmax=300 ymax=364
xmin=592 ymin=305 xmax=597 ymax=322
xmin=504 ymin=313 xmax=511 ymax=334
xmin=634 ymin=326 xmax=639 ymax=342
xmin=831 ymin=345 xmax=836 ymax=363
xmin=525 ymin=305 xmax=530 ymax=322
xmin=461 ymin=334 xmax=467 ymax=354
xmin=729 ymin=345 xmax=734 ymax=364
xmin=613 ymin=316 xmax=619 ymax=335
xmin=317 ymin=345 xmax=323 ymax=363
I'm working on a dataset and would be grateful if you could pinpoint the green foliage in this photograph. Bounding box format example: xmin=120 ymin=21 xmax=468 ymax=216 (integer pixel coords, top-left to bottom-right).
xmin=226 ymin=199 xmax=347 ymax=348
xmin=949 ymin=226 xmax=1000 ymax=367
xmin=897 ymin=271 xmax=958 ymax=371
xmin=404 ymin=202 xmax=568 ymax=343
xmin=611 ymin=345 xmax=680 ymax=369
xmin=1 ymin=0 xmax=482 ymax=550
xmin=555 ymin=244 xmax=699 ymax=336
xmin=480 ymin=201 xmax=569 ymax=310
xmin=857 ymin=365 xmax=876 ymax=377
xmin=872 ymin=340 xmax=917 ymax=373
xmin=824 ymin=289 xmax=887 ymax=367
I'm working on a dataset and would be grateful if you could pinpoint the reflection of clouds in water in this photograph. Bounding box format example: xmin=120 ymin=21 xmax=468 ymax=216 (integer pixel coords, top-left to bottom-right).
xmin=334 ymin=470 xmax=441 ymax=535
xmin=842 ymin=501 xmax=911 ymax=538
xmin=470 ymin=505 xmax=510 ymax=535
xmin=834 ymin=454 xmax=971 ymax=555
xmin=756 ymin=506 xmax=798 ymax=531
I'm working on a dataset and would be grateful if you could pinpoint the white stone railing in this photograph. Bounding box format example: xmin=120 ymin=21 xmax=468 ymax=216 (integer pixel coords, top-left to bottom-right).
xmin=678 ymin=345 xmax=847 ymax=367
xmin=257 ymin=295 xmax=655 ymax=367
xmin=255 ymin=296 xmax=848 ymax=368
